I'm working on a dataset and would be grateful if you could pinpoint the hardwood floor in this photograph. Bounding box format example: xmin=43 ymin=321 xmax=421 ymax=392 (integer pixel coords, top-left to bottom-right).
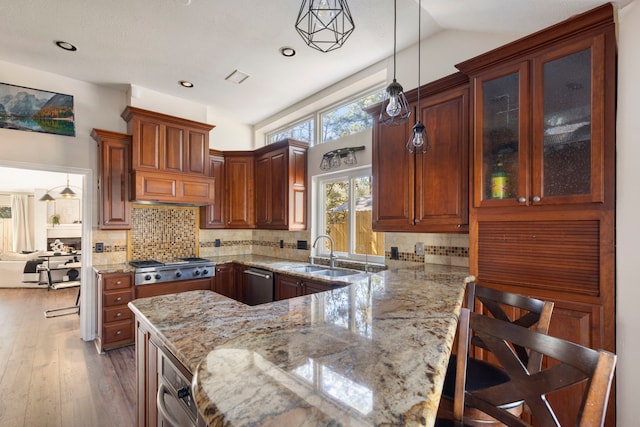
xmin=0 ymin=288 xmax=136 ymax=427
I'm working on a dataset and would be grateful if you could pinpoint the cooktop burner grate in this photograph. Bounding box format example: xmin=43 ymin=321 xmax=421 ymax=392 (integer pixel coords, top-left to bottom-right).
xmin=129 ymin=259 xmax=163 ymax=268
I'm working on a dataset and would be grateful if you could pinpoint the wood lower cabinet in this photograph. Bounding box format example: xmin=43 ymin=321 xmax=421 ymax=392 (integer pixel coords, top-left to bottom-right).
xmin=275 ymin=274 xmax=303 ymax=300
xmin=91 ymin=129 xmax=131 ymax=230
xmin=275 ymin=273 xmax=338 ymax=300
xmin=213 ymin=263 xmax=241 ymax=301
xmin=134 ymin=277 xmax=213 ymax=299
xmin=96 ymin=271 xmax=134 ymax=352
xmin=371 ymin=72 xmax=469 ymax=232
xmin=459 ymin=5 xmax=616 ymax=425
xmin=135 ymin=316 xmax=158 ymax=427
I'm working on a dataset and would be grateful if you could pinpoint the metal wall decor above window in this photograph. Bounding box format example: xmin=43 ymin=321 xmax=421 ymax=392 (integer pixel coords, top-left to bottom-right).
xmin=320 ymin=146 xmax=365 ymax=170
xmin=380 ymin=0 xmax=410 ymax=126
xmin=295 ymin=0 xmax=355 ymax=53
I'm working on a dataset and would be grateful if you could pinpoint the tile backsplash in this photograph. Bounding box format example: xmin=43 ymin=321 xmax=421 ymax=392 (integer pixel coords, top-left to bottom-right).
xmin=92 ymin=209 xmax=469 ymax=270
xmin=129 ymin=205 xmax=198 ymax=262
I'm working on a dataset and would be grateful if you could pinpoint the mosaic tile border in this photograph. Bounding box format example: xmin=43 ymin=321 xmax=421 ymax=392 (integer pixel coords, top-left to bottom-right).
xmin=385 ymin=246 xmax=469 ymax=263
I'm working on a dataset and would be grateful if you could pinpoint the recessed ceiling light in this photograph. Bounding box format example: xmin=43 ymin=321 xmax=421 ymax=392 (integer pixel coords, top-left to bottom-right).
xmin=179 ymin=80 xmax=194 ymax=88
xmin=280 ymin=47 xmax=296 ymax=57
xmin=225 ymin=69 xmax=250 ymax=84
xmin=55 ymin=41 xmax=77 ymax=51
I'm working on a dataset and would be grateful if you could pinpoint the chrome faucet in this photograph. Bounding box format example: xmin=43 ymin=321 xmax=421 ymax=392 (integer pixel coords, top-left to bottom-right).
xmin=313 ymin=234 xmax=336 ymax=269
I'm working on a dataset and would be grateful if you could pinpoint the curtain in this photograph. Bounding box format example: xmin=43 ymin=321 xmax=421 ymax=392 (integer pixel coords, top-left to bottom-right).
xmin=10 ymin=195 xmax=33 ymax=252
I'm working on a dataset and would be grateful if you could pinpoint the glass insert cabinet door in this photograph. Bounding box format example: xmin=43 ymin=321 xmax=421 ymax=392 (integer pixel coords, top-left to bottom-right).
xmin=531 ymin=35 xmax=605 ymax=205
xmin=474 ymin=36 xmax=605 ymax=207
xmin=474 ymin=62 xmax=530 ymax=207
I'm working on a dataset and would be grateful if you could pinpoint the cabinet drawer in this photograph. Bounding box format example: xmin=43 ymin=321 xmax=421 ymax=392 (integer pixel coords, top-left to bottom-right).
xmin=104 ymin=274 xmax=132 ymax=290
xmin=103 ymin=305 xmax=132 ymax=323
xmin=103 ymin=320 xmax=133 ymax=344
xmin=104 ymin=289 xmax=133 ymax=307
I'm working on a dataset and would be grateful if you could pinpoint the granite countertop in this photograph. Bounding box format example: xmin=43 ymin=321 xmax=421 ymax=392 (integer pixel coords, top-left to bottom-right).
xmin=127 ymin=258 xmax=471 ymax=427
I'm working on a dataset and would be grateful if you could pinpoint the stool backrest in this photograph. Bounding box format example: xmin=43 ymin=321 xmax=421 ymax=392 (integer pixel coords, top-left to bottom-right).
xmin=466 ymin=283 xmax=554 ymax=373
xmin=454 ymin=308 xmax=616 ymax=427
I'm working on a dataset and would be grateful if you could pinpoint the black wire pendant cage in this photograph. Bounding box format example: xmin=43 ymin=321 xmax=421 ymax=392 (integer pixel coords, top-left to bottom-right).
xmin=295 ymin=0 xmax=355 ymax=53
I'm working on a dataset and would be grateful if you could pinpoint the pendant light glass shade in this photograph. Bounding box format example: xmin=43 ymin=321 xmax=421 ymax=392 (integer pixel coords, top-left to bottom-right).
xmin=295 ymin=0 xmax=355 ymax=53
xmin=380 ymin=0 xmax=410 ymax=126
xmin=407 ymin=0 xmax=430 ymax=153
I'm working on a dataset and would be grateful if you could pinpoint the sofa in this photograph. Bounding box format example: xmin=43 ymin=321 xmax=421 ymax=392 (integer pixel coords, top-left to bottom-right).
xmin=0 ymin=250 xmax=45 ymax=288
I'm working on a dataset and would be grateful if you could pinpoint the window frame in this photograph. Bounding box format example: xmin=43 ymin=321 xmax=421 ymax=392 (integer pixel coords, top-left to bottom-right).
xmin=316 ymin=166 xmax=384 ymax=264
xmin=265 ymin=83 xmax=385 ymax=147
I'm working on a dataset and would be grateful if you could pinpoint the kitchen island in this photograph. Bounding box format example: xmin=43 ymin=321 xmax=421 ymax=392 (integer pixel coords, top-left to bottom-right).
xmin=128 ymin=260 xmax=471 ymax=427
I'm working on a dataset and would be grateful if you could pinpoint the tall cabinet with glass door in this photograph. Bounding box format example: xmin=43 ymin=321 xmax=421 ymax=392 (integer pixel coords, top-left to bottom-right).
xmin=457 ymin=4 xmax=616 ymax=425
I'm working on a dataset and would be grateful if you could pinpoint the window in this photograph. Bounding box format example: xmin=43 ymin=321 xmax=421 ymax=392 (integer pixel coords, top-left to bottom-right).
xmin=266 ymin=85 xmax=384 ymax=147
xmin=267 ymin=117 xmax=314 ymax=145
xmin=319 ymin=89 xmax=384 ymax=144
xmin=317 ymin=168 xmax=384 ymax=263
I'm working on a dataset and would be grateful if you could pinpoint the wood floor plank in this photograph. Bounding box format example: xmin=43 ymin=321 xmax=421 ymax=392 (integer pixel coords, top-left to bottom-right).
xmin=0 ymin=288 xmax=136 ymax=427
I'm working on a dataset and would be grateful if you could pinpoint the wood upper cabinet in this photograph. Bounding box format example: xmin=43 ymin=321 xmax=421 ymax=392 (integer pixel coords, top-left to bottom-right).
xmin=121 ymin=106 xmax=213 ymax=176
xmin=224 ymin=152 xmax=255 ymax=228
xmin=200 ymin=150 xmax=226 ymax=229
xmin=458 ymin=10 xmax=614 ymax=209
xmin=372 ymin=72 xmax=469 ymax=232
xmin=121 ymin=106 xmax=215 ymax=205
xmin=91 ymin=129 xmax=132 ymax=230
xmin=255 ymin=139 xmax=308 ymax=230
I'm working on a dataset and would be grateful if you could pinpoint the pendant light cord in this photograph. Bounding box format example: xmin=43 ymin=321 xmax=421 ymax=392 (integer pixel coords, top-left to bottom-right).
xmin=417 ymin=0 xmax=421 ymax=113
xmin=393 ymin=0 xmax=397 ymax=81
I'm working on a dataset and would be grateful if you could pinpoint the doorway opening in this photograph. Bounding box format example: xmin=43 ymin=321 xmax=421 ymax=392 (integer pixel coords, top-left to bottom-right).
xmin=0 ymin=161 xmax=94 ymax=341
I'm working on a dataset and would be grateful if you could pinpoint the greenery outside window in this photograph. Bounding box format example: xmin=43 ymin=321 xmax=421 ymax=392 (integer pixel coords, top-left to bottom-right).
xmin=319 ymin=89 xmax=384 ymax=144
xmin=267 ymin=117 xmax=314 ymax=145
xmin=317 ymin=168 xmax=384 ymax=263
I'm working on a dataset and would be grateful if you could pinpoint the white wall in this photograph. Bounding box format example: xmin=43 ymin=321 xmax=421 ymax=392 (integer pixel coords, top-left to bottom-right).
xmin=0 ymin=60 xmax=127 ymax=168
xmin=616 ymin=3 xmax=640 ymax=425
xmin=127 ymin=84 xmax=254 ymax=151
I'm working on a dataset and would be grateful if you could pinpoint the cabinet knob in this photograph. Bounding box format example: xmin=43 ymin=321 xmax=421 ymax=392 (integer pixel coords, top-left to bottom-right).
xmin=532 ymin=196 xmax=541 ymax=202
xmin=115 ymin=297 xmax=122 ymax=302
xmin=457 ymin=224 xmax=461 ymax=228
xmin=115 ymin=330 xmax=122 ymax=335
xmin=116 ymin=281 xmax=121 ymax=285
xmin=116 ymin=312 xmax=122 ymax=317
xmin=518 ymin=197 xmax=527 ymax=203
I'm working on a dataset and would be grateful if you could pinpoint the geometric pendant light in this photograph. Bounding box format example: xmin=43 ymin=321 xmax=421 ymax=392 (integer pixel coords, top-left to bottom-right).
xmin=295 ymin=0 xmax=355 ymax=53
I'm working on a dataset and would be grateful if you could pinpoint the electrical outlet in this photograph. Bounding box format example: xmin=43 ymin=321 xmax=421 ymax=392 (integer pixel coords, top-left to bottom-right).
xmin=95 ymin=242 xmax=104 ymax=253
xmin=415 ymin=242 xmax=425 ymax=255
xmin=390 ymin=246 xmax=399 ymax=260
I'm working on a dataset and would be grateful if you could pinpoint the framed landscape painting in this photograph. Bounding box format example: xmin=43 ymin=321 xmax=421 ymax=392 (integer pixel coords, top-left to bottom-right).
xmin=0 ymin=82 xmax=75 ymax=136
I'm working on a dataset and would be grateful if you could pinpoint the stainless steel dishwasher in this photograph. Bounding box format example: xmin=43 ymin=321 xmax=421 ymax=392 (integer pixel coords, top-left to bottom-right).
xmin=243 ymin=267 xmax=274 ymax=305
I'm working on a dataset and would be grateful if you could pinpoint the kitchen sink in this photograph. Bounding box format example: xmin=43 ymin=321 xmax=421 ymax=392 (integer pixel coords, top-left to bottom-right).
xmin=313 ymin=268 xmax=360 ymax=277
xmin=291 ymin=265 xmax=327 ymax=273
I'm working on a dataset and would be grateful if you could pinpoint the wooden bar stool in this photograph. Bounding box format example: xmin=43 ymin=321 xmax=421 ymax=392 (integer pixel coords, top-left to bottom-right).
xmin=437 ymin=308 xmax=616 ymax=427
xmin=437 ymin=283 xmax=554 ymax=425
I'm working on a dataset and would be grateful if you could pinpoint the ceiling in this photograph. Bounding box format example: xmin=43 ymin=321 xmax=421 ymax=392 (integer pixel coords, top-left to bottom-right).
xmin=0 ymin=167 xmax=83 ymax=194
xmin=0 ymin=0 xmax=633 ymax=126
